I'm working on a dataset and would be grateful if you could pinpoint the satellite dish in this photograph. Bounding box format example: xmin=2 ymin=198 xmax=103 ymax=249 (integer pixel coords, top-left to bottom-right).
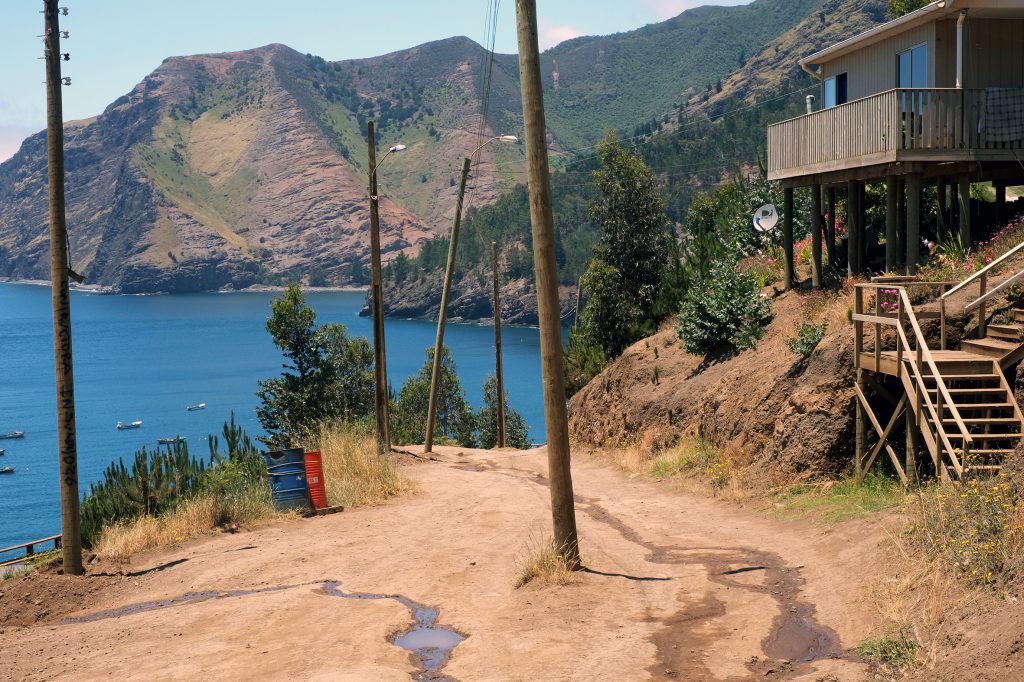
xmin=753 ymin=204 xmax=779 ymax=232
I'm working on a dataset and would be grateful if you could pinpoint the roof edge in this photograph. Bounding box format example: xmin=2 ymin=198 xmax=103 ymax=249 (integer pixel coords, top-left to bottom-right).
xmin=799 ymin=1 xmax=951 ymax=68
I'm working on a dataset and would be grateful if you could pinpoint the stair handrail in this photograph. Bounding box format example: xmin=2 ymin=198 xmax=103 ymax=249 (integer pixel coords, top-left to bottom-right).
xmin=939 ymin=239 xmax=1024 ymax=343
xmin=940 ymin=239 xmax=1024 ymax=300
xmin=856 ymin=283 xmax=971 ymax=476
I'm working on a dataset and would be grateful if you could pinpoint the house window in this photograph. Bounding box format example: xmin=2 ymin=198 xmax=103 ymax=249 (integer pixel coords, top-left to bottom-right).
xmin=824 ymin=73 xmax=848 ymax=108
xmin=897 ymin=44 xmax=928 ymax=88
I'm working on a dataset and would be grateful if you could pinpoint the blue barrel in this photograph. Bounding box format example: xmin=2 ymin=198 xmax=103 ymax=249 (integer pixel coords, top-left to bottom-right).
xmin=263 ymin=448 xmax=311 ymax=511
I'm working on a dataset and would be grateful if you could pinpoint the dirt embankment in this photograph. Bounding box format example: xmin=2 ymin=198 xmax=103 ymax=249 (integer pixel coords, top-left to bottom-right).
xmin=569 ymin=287 xmax=858 ymax=478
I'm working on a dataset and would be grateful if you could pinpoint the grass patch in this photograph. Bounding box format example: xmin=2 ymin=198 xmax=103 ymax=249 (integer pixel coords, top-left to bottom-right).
xmin=774 ymin=472 xmax=905 ymax=523
xmin=855 ymin=634 xmax=918 ymax=669
xmin=513 ymin=537 xmax=582 ymax=589
xmin=314 ymin=422 xmax=413 ymax=509
xmin=94 ymin=485 xmax=278 ymax=563
xmin=648 ymin=438 xmax=736 ymax=489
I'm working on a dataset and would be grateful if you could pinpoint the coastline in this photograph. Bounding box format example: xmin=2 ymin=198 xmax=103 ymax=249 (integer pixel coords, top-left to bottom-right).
xmin=0 ymin=278 xmax=368 ymax=295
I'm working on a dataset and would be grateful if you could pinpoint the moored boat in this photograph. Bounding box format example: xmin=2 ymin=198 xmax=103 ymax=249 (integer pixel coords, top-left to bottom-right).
xmin=186 ymin=403 xmax=206 ymax=411
xmin=157 ymin=436 xmax=185 ymax=445
xmin=116 ymin=420 xmax=143 ymax=430
xmin=0 ymin=448 xmax=4 ymax=456
xmin=0 ymin=431 xmax=24 ymax=439
xmin=0 ymin=466 xmax=14 ymax=474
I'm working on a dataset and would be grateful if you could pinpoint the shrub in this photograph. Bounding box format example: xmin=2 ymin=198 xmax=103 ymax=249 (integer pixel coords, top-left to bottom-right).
xmin=908 ymin=470 xmax=1022 ymax=586
xmin=314 ymin=422 xmax=412 ymax=508
xmin=786 ymin=320 xmax=828 ymax=357
xmin=563 ymin=330 xmax=607 ymax=398
xmin=476 ymin=375 xmax=531 ymax=449
xmin=676 ymin=259 xmax=772 ymax=356
xmin=391 ymin=345 xmax=476 ymax=447
xmin=513 ymin=536 xmax=581 ymax=589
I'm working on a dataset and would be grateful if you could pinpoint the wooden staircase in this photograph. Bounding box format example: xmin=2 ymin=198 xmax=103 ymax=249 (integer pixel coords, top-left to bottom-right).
xmin=854 ymin=284 xmax=1024 ymax=482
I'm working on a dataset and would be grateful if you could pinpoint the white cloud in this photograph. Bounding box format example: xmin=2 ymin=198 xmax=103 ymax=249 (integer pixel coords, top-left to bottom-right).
xmin=538 ymin=23 xmax=585 ymax=50
xmin=641 ymin=0 xmax=750 ymax=21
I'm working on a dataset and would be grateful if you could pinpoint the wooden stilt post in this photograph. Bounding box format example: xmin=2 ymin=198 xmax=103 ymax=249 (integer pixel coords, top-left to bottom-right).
xmin=905 ymin=409 xmax=919 ymax=487
xmin=896 ymin=178 xmax=905 ymax=270
xmin=886 ymin=175 xmax=898 ymax=273
xmin=783 ymin=187 xmax=794 ymax=290
xmin=847 ymin=180 xmax=858 ymax=278
xmin=858 ymin=181 xmax=869 ymax=273
xmin=515 ymin=0 xmax=580 ymax=569
xmin=996 ymin=183 xmax=1007 ymax=226
xmin=855 ymin=369 xmax=867 ymax=478
xmin=424 ymin=156 xmax=472 ymax=453
xmin=492 ymin=241 xmax=506 ymax=449
xmin=937 ymin=177 xmax=948 ymax=241
xmin=907 ymin=174 xmax=921 ymax=276
xmin=826 ymin=186 xmax=837 ymax=269
xmin=811 ymin=183 xmax=822 ymax=288
xmin=43 ymin=0 xmax=83 ymax=576
xmin=958 ymin=178 xmax=971 ymax=246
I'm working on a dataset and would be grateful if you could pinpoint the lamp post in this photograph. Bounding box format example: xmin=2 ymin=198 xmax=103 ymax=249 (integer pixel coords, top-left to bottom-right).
xmin=366 ymin=120 xmax=406 ymax=453
xmin=424 ymin=135 xmax=518 ymax=453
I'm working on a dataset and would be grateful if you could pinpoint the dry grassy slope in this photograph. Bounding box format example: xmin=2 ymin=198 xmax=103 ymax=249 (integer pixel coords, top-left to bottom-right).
xmin=569 ymin=287 xmax=856 ymax=478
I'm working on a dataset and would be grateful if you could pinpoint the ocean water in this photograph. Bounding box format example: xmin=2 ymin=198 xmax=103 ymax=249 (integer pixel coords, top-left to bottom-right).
xmin=0 ymin=283 xmax=546 ymax=549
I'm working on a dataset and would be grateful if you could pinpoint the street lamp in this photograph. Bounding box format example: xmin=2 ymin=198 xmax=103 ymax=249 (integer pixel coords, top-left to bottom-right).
xmin=424 ymin=134 xmax=519 ymax=453
xmin=366 ymin=122 xmax=406 ymax=453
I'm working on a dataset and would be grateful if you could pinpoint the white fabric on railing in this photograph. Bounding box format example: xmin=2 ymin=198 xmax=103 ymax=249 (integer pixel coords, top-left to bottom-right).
xmin=985 ymin=88 xmax=1024 ymax=143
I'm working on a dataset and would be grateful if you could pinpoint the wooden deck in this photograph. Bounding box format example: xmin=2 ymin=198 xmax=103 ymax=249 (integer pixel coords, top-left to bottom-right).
xmin=768 ymin=88 xmax=1024 ymax=181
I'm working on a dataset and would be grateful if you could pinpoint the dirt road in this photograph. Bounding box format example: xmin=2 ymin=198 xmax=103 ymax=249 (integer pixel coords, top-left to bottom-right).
xmin=0 ymin=447 xmax=886 ymax=680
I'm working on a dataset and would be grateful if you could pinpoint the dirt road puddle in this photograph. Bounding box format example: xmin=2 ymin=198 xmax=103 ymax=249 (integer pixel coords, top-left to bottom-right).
xmin=61 ymin=584 xmax=296 ymax=624
xmin=322 ymin=580 xmax=466 ymax=681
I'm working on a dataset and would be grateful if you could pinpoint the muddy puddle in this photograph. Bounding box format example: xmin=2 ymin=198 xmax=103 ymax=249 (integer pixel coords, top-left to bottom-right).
xmin=62 ymin=579 xmax=464 ymax=681
xmin=322 ymin=580 xmax=465 ymax=680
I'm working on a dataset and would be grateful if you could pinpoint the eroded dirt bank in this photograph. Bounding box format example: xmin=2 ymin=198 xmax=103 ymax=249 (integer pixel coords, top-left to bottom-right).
xmin=0 ymin=447 xmax=886 ymax=681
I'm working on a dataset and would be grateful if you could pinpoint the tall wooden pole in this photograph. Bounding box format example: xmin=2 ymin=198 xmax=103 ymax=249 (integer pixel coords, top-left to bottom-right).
xmin=367 ymin=121 xmax=390 ymax=453
xmin=424 ymin=157 xmax=472 ymax=453
xmin=515 ymin=0 xmax=580 ymax=568
xmin=43 ymin=0 xmax=83 ymax=576
xmin=958 ymin=178 xmax=971 ymax=246
xmin=492 ymin=241 xmax=506 ymax=449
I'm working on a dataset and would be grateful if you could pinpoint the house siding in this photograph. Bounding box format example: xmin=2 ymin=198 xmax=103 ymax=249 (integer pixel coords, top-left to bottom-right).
xmin=821 ymin=23 xmax=935 ymax=101
xmin=967 ymin=18 xmax=1024 ymax=88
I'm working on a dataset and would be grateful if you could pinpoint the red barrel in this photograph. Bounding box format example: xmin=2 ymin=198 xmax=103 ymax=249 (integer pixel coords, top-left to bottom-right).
xmin=303 ymin=451 xmax=328 ymax=509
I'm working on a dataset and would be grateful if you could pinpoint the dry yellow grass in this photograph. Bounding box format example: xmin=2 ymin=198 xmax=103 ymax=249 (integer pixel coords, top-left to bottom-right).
xmin=94 ymin=488 xmax=278 ymax=564
xmin=513 ymin=536 xmax=583 ymax=589
xmin=314 ymin=422 xmax=414 ymax=509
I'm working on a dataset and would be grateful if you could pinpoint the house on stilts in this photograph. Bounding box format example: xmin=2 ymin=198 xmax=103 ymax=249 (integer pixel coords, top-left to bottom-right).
xmin=766 ymin=0 xmax=1024 ymax=482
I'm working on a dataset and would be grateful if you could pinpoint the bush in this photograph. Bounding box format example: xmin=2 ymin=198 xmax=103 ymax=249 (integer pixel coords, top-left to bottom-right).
xmin=476 ymin=375 xmax=531 ymax=449
xmin=786 ymin=320 xmax=828 ymax=357
xmin=676 ymin=258 xmax=772 ymax=356
xmin=563 ymin=330 xmax=607 ymax=398
xmin=391 ymin=345 xmax=476 ymax=447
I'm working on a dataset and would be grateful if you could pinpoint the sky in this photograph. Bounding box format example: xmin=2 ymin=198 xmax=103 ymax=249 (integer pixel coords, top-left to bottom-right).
xmin=0 ymin=0 xmax=751 ymax=161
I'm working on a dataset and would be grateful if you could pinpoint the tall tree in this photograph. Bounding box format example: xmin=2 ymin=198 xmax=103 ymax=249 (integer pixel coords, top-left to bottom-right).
xmin=391 ymin=346 xmax=476 ymax=448
xmin=256 ymin=284 xmax=374 ymax=448
xmin=580 ymin=133 xmax=671 ymax=357
xmin=888 ymin=0 xmax=927 ymax=18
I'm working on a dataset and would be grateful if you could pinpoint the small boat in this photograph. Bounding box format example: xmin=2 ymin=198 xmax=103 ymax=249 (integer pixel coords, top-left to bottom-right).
xmin=0 ymin=449 xmax=5 ymax=456
xmin=0 ymin=466 xmax=14 ymax=474
xmin=116 ymin=420 xmax=143 ymax=430
xmin=0 ymin=431 xmax=24 ymax=439
xmin=186 ymin=403 xmax=206 ymax=412
xmin=157 ymin=436 xmax=185 ymax=445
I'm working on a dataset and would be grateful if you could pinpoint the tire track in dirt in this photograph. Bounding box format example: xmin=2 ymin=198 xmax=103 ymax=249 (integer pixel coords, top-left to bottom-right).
xmin=454 ymin=455 xmax=843 ymax=680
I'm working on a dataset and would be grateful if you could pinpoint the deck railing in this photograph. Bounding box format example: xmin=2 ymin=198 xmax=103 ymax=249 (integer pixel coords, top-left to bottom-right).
xmin=768 ymin=88 xmax=1024 ymax=178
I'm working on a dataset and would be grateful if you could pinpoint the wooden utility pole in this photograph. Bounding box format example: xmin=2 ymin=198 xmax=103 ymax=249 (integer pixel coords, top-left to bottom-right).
xmin=492 ymin=241 xmax=506 ymax=448
xmin=515 ymin=0 xmax=580 ymax=568
xmin=366 ymin=121 xmax=391 ymax=453
xmin=424 ymin=157 xmax=472 ymax=453
xmin=43 ymin=0 xmax=83 ymax=576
